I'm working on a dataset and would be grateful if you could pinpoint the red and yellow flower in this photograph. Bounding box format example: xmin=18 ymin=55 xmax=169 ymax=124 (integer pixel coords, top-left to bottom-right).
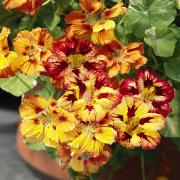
xmin=69 ymin=149 xmax=110 ymax=175
xmin=19 ymin=95 xmax=77 ymax=147
xmin=0 ymin=27 xmax=20 ymax=78
xmin=112 ymin=96 xmax=165 ymax=150
xmin=98 ymin=41 xmax=147 ymax=77
xmin=57 ymin=144 xmax=110 ymax=175
xmin=13 ymin=28 xmax=53 ymax=75
xmin=65 ymin=1 xmax=127 ymax=45
xmin=45 ymin=36 xmax=107 ymax=89
xmin=3 ymin=0 xmax=43 ymax=15
xmin=119 ymin=69 xmax=174 ymax=117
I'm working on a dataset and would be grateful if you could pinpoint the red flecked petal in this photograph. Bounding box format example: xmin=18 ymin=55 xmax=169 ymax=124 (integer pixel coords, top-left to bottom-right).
xmin=151 ymin=102 xmax=172 ymax=117
xmin=119 ymin=78 xmax=139 ymax=96
xmin=53 ymin=36 xmax=76 ymax=56
xmin=44 ymin=55 xmax=68 ymax=80
xmin=78 ymin=39 xmax=95 ymax=55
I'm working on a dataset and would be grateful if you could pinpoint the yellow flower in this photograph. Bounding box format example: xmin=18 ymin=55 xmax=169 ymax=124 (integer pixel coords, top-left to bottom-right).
xmin=0 ymin=27 xmax=21 ymax=78
xmin=19 ymin=95 xmax=49 ymax=143
xmin=50 ymin=106 xmax=78 ymax=132
xmin=69 ymin=149 xmax=110 ymax=175
xmin=91 ymin=20 xmax=116 ymax=45
xmin=112 ymin=96 xmax=165 ymax=150
xmin=19 ymin=95 xmax=77 ymax=147
xmin=69 ymin=123 xmax=116 ymax=155
xmin=13 ymin=28 xmax=53 ymax=75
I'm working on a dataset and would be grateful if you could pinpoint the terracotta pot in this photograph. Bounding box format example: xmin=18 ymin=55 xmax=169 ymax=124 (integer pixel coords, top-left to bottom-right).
xmin=16 ymin=131 xmax=69 ymax=180
xmin=16 ymin=129 xmax=180 ymax=180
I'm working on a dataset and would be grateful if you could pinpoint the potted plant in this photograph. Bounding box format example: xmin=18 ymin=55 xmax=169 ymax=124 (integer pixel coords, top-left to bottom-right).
xmin=0 ymin=0 xmax=180 ymax=179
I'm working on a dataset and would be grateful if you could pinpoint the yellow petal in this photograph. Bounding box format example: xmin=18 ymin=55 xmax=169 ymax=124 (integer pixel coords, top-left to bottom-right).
xmin=139 ymin=113 xmax=165 ymax=131
xmin=95 ymin=127 xmax=116 ymax=144
xmin=93 ymin=20 xmax=116 ymax=32
xmin=0 ymin=56 xmax=9 ymax=70
xmin=69 ymin=156 xmax=84 ymax=172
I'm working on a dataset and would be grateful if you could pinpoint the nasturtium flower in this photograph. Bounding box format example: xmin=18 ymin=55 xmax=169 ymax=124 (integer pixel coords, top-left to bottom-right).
xmin=13 ymin=28 xmax=53 ymax=75
xmin=136 ymin=69 xmax=174 ymax=104
xmin=69 ymin=149 xmax=110 ymax=175
xmin=3 ymin=0 xmax=43 ymax=15
xmin=112 ymin=96 xmax=165 ymax=150
xmin=119 ymin=69 xmax=174 ymax=117
xmin=100 ymin=41 xmax=147 ymax=77
xmin=19 ymin=95 xmax=77 ymax=147
xmin=19 ymin=95 xmax=49 ymax=143
xmin=45 ymin=36 xmax=107 ymax=89
xmin=61 ymin=77 xmax=120 ymax=121
xmin=65 ymin=0 xmax=127 ymax=45
xmin=57 ymin=144 xmax=110 ymax=175
xmin=0 ymin=27 xmax=20 ymax=78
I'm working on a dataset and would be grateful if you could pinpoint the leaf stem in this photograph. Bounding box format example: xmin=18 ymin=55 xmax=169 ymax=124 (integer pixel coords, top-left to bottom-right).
xmin=42 ymin=0 xmax=52 ymax=6
xmin=149 ymin=47 xmax=159 ymax=69
xmin=141 ymin=152 xmax=146 ymax=180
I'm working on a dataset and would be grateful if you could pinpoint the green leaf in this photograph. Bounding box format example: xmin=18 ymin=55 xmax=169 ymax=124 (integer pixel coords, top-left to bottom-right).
xmin=115 ymin=23 xmax=138 ymax=44
xmin=36 ymin=76 xmax=54 ymax=98
xmin=169 ymin=25 xmax=180 ymax=40
xmin=0 ymin=72 xmax=37 ymax=96
xmin=37 ymin=3 xmax=60 ymax=31
xmin=164 ymin=57 xmax=180 ymax=82
xmin=164 ymin=43 xmax=180 ymax=82
xmin=26 ymin=142 xmax=46 ymax=151
xmin=144 ymin=27 xmax=177 ymax=57
xmin=46 ymin=147 xmax=60 ymax=164
xmin=55 ymin=0 xmax=76 ymax=14
xmin=51 ymin=26 xmax=64 ymax=39
xmin=123 ymin=0 xmax=176 ymax=39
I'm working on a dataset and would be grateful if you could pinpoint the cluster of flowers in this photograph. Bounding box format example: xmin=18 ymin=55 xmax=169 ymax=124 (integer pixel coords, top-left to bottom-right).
xmin=0 ymin=0 xmax=174 ymax=175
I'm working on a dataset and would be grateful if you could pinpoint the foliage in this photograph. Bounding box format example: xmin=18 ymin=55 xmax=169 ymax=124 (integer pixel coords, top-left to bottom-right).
xmin=0 ymin=72 xmax=37 ymax=96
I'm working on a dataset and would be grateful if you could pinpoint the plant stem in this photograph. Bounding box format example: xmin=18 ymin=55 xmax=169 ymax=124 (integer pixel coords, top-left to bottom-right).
xmin=150 ymin=48 xmax=159 ymax=68
xmin=141 ymin=152 xmax=146 ymax=180
xmin=42 ymin=0 xmax=52 ymax=6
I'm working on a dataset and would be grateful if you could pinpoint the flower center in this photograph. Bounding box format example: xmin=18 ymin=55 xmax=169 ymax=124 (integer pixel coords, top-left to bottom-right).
xmin=68 ymin=54 xmax=85 ymax=69
xmin=142 ymin=86 xmax=156 ymax=101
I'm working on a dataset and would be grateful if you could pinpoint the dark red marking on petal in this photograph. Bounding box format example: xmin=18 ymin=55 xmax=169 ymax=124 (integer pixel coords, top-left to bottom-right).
xmin=35 ymin=107 xmax=43 ymax=114
xmin=139 ymin=117 xmax=152 ymax=125
xmin=127 ymin=105 xmax=137 ymax=118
